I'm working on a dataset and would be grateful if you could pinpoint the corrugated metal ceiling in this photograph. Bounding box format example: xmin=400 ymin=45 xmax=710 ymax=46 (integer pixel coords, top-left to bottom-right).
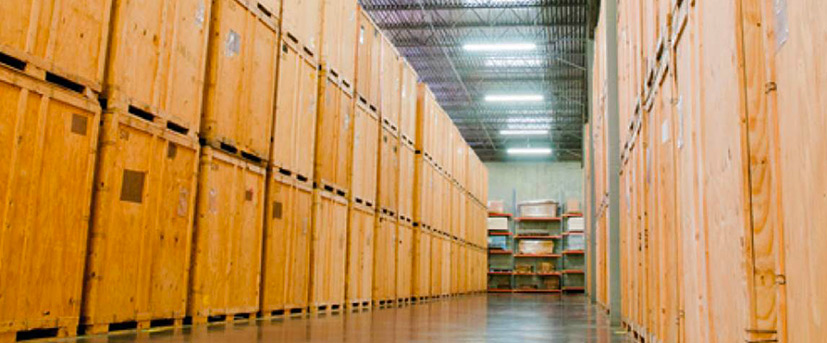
xmin=361 ymin=0 xmax=590 ymax=161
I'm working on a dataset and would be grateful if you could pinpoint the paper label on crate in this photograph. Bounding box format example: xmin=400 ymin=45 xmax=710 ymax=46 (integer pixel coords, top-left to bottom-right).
xmin=225 ymin=30 xmax=241 ymax=57
xmin=661 ymin=119 xmax=670 ymax=143
xmin=177 ymin=188 xmax=189 ymax=217
xmin=774 ymin=0 xmax=789 ymax=50
xmin=209 ymin=189 xmax=218 ymax=213
xmin=195 ymin=2 xmax=206 ymax=27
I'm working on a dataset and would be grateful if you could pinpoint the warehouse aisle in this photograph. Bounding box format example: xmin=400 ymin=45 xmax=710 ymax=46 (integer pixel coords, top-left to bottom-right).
xmin=68 ymin=295 xmax=627 ymax=343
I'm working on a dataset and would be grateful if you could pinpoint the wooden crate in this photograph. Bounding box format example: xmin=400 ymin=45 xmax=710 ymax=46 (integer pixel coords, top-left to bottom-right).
xmin=320 ymin=0 xmax=358 ymax=89
xmin=770 ymin=1 xmax=827 ymax=342
xmin=201 ymin=0 xmax=278 ymax=160
xmin=260 ymin=171 xmax=313 ymax=315
xmin=412 ymin=229 xmax=432 ymax=298
xmin=272 ymin=37 xmax=319 ymax=180
xmin=398 ymin=143 xmax=415 ymax=225
xmin=345 ymin=203 xmax=375 ymax=307
xmin=429 ymin=235 xmax=443 ymax=296
xmin=0 ymin=0 xmax=111 ymax=93
xmin=309 ymin=189 xmax=348 ymax=310
xmin=440 ymin=237 xmax=452 ymax=296
xmin=398 ymin=61 xmax=418 ymax=147
xmin=415 ymin=84 xmax=437 ymax=163
xmin=395 ymin=223 xmax=413 ymax=300
xmin=377 ymin=127 xmax=399 ymax=217
xmin=450 ymin=241 xmax=460 ymax=294
xmin=0 ymin=67 xmax=100 ymax=339
xmin=372 ymin=214 xmax=397 ymax=303
xmin=281 ymin=0 xmax=321 ymax=59
xmin=314 ymin=71 xmax=353 ymax=195
xmin=350 ymin=101 xmax=379 ymax=207
xmin=378 ymin=35 xmax=401 ymax=134
xmin=83 ymin=110 xmax=198 ymax=333
xmin=451 ymin=127 xmax=467 ymax=188
xmin=355 ymin=9 xmax=381 ymax=112
xmin=104 ymin=0 xmax=212 ymax=133
xmin=413 ymin=156 xmax=436 ymax=229
xmin=189 ymin=147 xmax=265 ymax=323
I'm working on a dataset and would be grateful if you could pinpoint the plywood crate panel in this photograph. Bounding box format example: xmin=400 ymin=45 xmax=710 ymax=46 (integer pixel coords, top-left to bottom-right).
xmin=413 ymin=156 xmax=437 ymax=229
xmin=412 ymin=229 xmax=432 ymax=298
xmin=320 ymin=0 xmax=358 ymax=88
xmin=281 ymin=0 xmax=322 ymax=58
xmin=201 ymin=0 xmax=278 ymax=159
xmin=350 ymin=101 xmax=379 ymax=207
xmin=309 ymin=190 xmax=348 ymax=309
xmin=399 ymin=61 xmax=418 ymax=147
xmin=378 ymin=36 xmax=401 ymax=133
xmin=398 ymin=144 xmax=415 ymax=225
xmin=260 ymin=172 xmax=313 ymax=314
xmin=104 ymin=0 xmax=212 ymax=132
xmin=377 ymin=127 xmax=399 ymax=216
xmin=372 ymin=214 xmax=397 ymax=302
xmin=345 ymin=203 xmax=375 ymax=306
xmin=0 ymin=0 xmax=112 ymax=92
xmin=272 ymin=38 xmax=319 ymax=179
xmin=314 ymin=72 xmax=353 ymax=194
xmin=450 ymin=241 xmax=459 ymax=295
xmin=83 ymin=111 xmax=198 ymax=331
xmin=428 ymin=234 xmax=442 ymax=296
xmin=189 ymin=147 xmax=265 ymax=321
xmin=772 ymin=1 xmax=827 ymax=342
xmin=355 ymin=9 xmax=381 ymax=111
xmin=0 ymin=68 xmax=100 ymax=336
xmin=395 ymin=223 xmax=413 ymax=300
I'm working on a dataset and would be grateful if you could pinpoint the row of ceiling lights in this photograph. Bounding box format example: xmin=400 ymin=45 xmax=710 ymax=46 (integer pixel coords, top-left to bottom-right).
xmin=463 ymin=42 xmax=552 ymax=156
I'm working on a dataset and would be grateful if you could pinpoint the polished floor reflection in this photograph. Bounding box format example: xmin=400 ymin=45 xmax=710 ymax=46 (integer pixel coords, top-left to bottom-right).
xmin=68 ymin=294 xmax=630 ymax=342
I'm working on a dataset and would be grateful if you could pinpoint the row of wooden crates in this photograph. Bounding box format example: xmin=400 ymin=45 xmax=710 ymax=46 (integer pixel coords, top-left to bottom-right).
xmin=0 ymin=0 xmax=488 ymax=211
xmin=587 ymin=1 xmax=827 ymax=343
xmin=0 ymin=64 xmax=487 ymax=341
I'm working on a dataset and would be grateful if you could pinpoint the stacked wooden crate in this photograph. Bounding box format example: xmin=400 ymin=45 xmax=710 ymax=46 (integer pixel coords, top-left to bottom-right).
xmin=0 ymin=1 xmax=490 ymax=340
xmin=0 ymin=0 xmax=108 ymax=334
xmin=588 ymin=1 xmax=827 ymax=342
xmin=85 ymin=0 xmax=213 ymax=333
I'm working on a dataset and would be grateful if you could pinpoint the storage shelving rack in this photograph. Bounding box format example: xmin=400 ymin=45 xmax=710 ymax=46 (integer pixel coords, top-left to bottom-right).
xmin=512 ymin=216 xmax=563 ymax=293
xmin=487 ymin=212 xmax=515 ymax=292
xmin=561 ymin=213 xmax=586 ymax=292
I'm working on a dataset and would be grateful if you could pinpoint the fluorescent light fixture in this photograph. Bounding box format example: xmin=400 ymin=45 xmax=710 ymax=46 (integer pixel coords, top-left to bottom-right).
xmin=500 ymin=129 xmax=548 ymax=136
xmin=485 ymin=94 xmax=544 ymax=102
xmin=485 ymin=58 xmax=543 ymax=68
xmin=463 ymin=43 xmax=537 ymax=52
xmin=507 ymin=148 xmax=553 ymax=155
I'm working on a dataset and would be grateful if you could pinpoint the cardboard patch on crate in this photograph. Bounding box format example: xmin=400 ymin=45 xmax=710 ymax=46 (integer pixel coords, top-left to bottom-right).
xmin=167 ymin=143 xmax=178 ymax=159
xmin=245 ymin=189 xmax=254 ymax=201
xmin=120 ymin=170 xmax=146 ymax=203
xmin=272 ymin=201 xmax=283 ymax=219
xmin=71 ymin=114 xmax=88 ymax=135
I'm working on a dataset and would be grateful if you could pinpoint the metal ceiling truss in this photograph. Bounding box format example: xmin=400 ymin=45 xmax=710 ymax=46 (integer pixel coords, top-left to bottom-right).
xmin=361 ymin=0 xmax=589 ymax=161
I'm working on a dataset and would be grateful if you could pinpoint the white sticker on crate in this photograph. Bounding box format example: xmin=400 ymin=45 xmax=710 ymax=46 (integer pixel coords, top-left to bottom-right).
xmin=226 ymin=30 xmax=241 ymax=57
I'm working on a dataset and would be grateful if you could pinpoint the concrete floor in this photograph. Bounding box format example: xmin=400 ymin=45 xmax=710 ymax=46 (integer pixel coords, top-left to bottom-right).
xmin=70 ymin=294 xmax=630 ymax=343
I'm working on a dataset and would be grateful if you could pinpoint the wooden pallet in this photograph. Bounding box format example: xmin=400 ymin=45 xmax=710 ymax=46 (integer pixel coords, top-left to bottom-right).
xmin=0 ymin=49 xmax=98 ymax=100
xmin=188 ymin=312 xmax=257 ymax=326
xmin=260 ymin=307 xmax=309 ymax=319
xmin=102 ymin=93 xmax=199 ymax=140
xmin=82 ymin=318 xmax=184 ymax=335
xmin=309 ymin=303 xmax=343 ymax=315
xmin=0 ymin=325 xmax=76 ymax=343
xmin=372 ymin=299 xmax=396 ymax=308
xmin=345 ymin=301 xmax=372 ymax=311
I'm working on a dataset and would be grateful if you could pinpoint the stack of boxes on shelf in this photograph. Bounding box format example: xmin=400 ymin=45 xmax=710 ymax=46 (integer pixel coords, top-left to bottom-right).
xmin=0 ymin=0 xmax=488 ymax=340
xmin=486 ymin=199 xmax=584 ymax=293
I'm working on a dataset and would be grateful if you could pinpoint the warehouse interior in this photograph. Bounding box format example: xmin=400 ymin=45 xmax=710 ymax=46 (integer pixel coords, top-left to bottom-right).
xmin=1 ymin=0 xmax=824 ymax=342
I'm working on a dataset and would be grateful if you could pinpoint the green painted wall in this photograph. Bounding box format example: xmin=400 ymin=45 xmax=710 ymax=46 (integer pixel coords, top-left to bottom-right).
xmin=484 ymin=161 xmax=583 ymax=214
